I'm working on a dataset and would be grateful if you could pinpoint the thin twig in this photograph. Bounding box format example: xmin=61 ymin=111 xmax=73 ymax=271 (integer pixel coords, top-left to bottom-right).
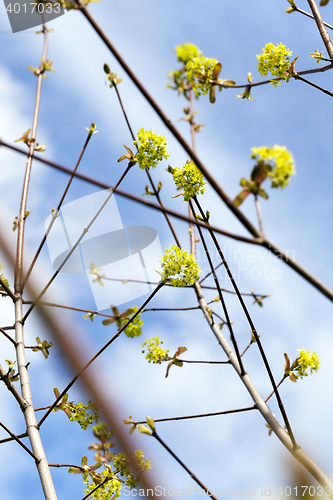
xmin=189 ymin=200 xmax=246 ymax=376
xmin=0 ymin=421 xmax=37 ymax=460
xmin=0 ymin=327 xmax=17 ymax=346
xmin=22 ymin=127 xmax=96 ymax=290
xmin=254 ymin=195 xmax=265 ymax=234
xmin=49 ymin=463 xmax=84 ymax=469
xmin=0 ymin=432 xmax=27 ymax=445
xmin=294 ymin=4 xmax=333 ymax=30
xmin=265 ymin=374 xmax=288 ymax=403
xmin=0 ymin=140 xmax=259 ymax=246
xmin=143 ymin=305 xmax=200 ymax=312
xmin=0 ymin=277 xmax=17 ymax=301
xmin=152 ymin=430 xmax=218 ymax=500
xmin=113 ymin=80 xmax=181 ymax=247
xmin=23 ymin=300 xmax=124 ymax=319
xmin=295 ymin=72 xmax=333 ymax=97
xmin=240 ymin=340 xmax=253 ymax=358
xmin=81 ymin=476 xmax=111 ymax=500
xmin=199 ymin=262 xmax=223 ymax=284
xmin=213 ymin=63 xmax=333 ymax=89
xmin=23 ymin=164 xmax=133 ymax=322
xmin=0 ymin=364 xmax=27 ymax=409
xmin=181 ymin=359 xmax=230 ymax=365
xmin=136 ymin=405 xmax=256 ymax=424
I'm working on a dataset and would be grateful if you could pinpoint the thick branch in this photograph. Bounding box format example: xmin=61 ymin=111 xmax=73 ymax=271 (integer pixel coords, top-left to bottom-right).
xmin=13 ymin=23 xmax=58 ymax=500
xmin=307 ymin=0 xmax=333 ymax=59
xmin=193 ymin=282 xmax=333 ymax=493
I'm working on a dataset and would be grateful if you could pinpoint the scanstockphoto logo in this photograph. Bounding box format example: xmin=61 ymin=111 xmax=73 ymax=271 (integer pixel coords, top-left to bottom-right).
xmin=45 ymin=189 xmax=163 ymax=311
xmin=3 ymin=0 xmax=73 ymax=33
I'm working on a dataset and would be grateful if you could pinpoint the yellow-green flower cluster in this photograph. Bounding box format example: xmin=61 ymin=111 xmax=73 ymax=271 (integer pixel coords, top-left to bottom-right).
xmin=124 ymin=307 xmax=143 ymax=338
xmin=173 ymin=161 xmax=205 ymax=201
xmin=67 ymin=401 xmax=99 ymax=430
xmin=160 ymin=245 xmax=201 ymax=286
xmin=113 ymin=451 xmax=151 ymax=489
xmin=142 ymin=337 xmax=169 ymax=364
xmin=185 ymin=55 xmax=219 ymax=97
xmin=256 ymin=43 xmax=293 ymax=86
xmin=167 ymin=43 xmax=218 ymax=98
xmin=295 ymin=349 xmax=321 ymax=379
xmin=175 ymin=43 xmax=202 ymax=63
xmin=251 ymin=145 xmax=295 ymax=188
xmin=133 ymin=128 xmax=169 ymax=170
xmin=83 ymin=472 xmax=122 ymax=500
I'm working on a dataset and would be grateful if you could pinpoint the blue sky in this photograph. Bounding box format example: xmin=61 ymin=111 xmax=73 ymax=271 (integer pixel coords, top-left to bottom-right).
xmin=0 ymin=1 xmax=333 ymax=499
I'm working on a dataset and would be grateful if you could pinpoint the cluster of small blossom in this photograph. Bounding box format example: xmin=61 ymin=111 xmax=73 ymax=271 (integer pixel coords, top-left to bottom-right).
xmin=160 ymin=245 xmax=201 ymax=287
xmin=142 ymin=337 xmax=169 ymax=364
xmin=185 ymin=55 xmax=219 ymax=97
xmin=67 ymin=401 xmax=100 ymax=430
xmin=168 ymin=43 xmax=219 ymax=98
xmin=133 ymin=128 xmax=169 ymax=170
xmin=294 ymin=350 xmax=321 ymax=379
xmin=175 ymin=43 xmax=202 ymax=63
xmin=251 ymin=145 xmax=295 ymax=188
xmin=256 ymin=43 xmax=293 ymax=86
xmin=113 ymin=451 xmax=151 ymax=489
xmin=124 ymin=307 xmax=144 ymax=338
xmin=172 ymin=161 xmax=205 ymax=201
xmin=83 ymin=471 xmax=122 ymax=500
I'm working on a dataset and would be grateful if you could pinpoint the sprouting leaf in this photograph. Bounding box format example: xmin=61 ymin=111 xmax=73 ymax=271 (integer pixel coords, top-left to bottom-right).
xmin=137 ymin=424 xmax=153 ymax=436
xmin=31 ymin=337 xmax=53 ymax=359
xmin=146 ymin=416 xmax=155 ymax=432
xmin=310 ymin=48 xmax=326 ymax=63
xmin=236 ymin=86 xmax=254 ymax=100
xmin=117 ymin=144 xmax=136 ymax=164
xmin=83 ymin=312 xmax=95 ymax=322
xmin=85 ymin=122 xmax=98 ymax=137
xmin=165 ymin=346 xmax=187 ymax=378
xmin=15 ymin=129 xmax=32 ymax=146
xmin=12 ymin=216 xmax=19 ymax=231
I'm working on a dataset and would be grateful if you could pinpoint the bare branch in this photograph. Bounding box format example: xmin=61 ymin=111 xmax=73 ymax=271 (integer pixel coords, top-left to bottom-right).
xmin=295 ymin=72 xmax=333 ymax=97
xmin=0 ymin=364 xmax=27 ymax=409
xmin=0 ymin=327 xmax=17 ymax=346
xmin=13 ymin=21 xmax=58 ymax=500
xmin=0 ymin=421 xmax=37 ymax=460
xmin=306 ymin=0 xmax=333 ymax=59
xmin=0 ymin=432 xmax=27 ymax=445
xmin=37 ymin=282 xmax=163 ymax=428
xmin=0 ymin=277 xmax=17 ymax=302
xmin=22 ymin=127 xmax=95 ymax=290
xmin=136 ymin=405 xmax=256 ymax=424
xmin=294 ymin=4 xmax=333 ymax=30
xmin=152 ymin=430 xmax=218 ymax=500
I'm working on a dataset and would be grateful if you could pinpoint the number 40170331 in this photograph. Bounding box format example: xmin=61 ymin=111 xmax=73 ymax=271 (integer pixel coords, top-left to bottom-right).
xmin=278 ymin=486 xmax=332 ymax=497
xmin=5 ymin=2 xmax=61 ymax=14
